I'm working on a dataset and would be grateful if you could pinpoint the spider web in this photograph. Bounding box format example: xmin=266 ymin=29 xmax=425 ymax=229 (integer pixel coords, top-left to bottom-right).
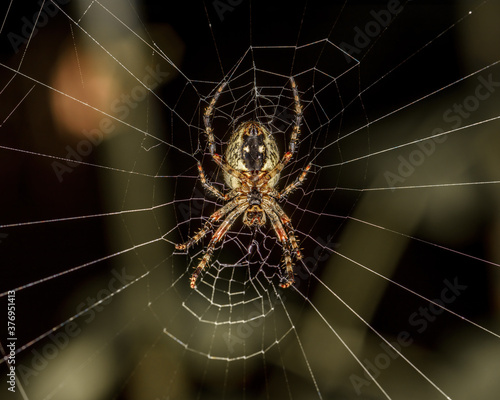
xmin=1 ymin=1 xmax=500 ymax=399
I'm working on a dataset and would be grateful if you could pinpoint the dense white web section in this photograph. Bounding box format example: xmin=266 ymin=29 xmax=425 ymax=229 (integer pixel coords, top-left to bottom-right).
xmin=1 ymin=1 xmax=500 ymax=400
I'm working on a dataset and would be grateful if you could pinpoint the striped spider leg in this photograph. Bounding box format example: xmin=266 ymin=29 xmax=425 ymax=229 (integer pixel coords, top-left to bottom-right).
xmin=186 ymin=200 xmax=247 ymax=289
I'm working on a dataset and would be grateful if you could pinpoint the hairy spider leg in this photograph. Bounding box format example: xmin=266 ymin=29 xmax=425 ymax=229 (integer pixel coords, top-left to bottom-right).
xmin=190 ymin=202 xmax=247 ymax=288
xmin=262 ymin=201 xmax=296 ymax=288
xmin=204 ymin=81 xmax=228 ymax=155
xmin=197 ymin=161 xmax=233 ymax=201
xmin=278 ymin=163 xmax=312 ymax=200
xmin=259 ymin=151 xmax=293 ymax=185
xmin=212 ymin=153 xmax=247 ymax=182
xmin=175 ymin=198 xmax=244 ymax=251
xmin=289 ymin=77 xmax=302 ymax=155
xmin=265 ymin=197 xmax=303 ymax=261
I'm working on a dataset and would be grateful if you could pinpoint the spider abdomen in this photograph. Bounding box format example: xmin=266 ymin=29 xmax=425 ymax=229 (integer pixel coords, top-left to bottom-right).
xmin=224 ymin=121 xmax=280 ymax=190
xmin=242 ymin=132 xmax=265 ymax=171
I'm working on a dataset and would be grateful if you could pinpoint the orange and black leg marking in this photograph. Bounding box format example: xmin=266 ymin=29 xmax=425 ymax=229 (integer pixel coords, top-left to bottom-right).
xmin=279 ymin=163 xmax=312 ymax=200
xmin=189 ymin=203 xmax=247 ymax=288
xmin=266 ymin=198 xmax=303 ymax=258
xmin=190 ymin=248 xmax=214 ymax=289
xmin=175 ymin=199 xmax=242 ymax=252
xmin=289 ymin=77 xmax=302 ymax=155
xmin=212 ymin=153 xmax=247 ymax=182
xmin=204 ymin=81 xmax=227 ymax=155
xmin=263 ymin=203 xmax=296 ymax=289
xmin=275 ymin=209 xmax=302 ymax=259
xmin=197 ymin=161 xmax=231 ymax=201
xmin=280 ymin=249 xmax=295 ymax=289
xmin=261 ymin=151 xmax=293 ymax=186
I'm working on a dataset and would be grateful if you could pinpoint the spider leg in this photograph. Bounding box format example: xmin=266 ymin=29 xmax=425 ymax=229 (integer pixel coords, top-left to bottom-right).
xmin=278 ymin=163 xmax=312 ymax=200
xmin=190 ymin=202 xmax=247 ymax=288
xmin=204 ymin=81 xmax=228 ymax=155
xmin=260 ymin=78 xmax=304 ymax=188
xmin=262 ymin=200 xmax=297 ymax=289
xmin=280 ymin=249 xmax=295 ymax=289
xmin=265 ymin=197 xmax=303 ymax=260
xmin=212 ymin=153 xmax=247 ymax=181
xmin=289 ymin=77 xmax=302 ymax=155
xmin=175 ymin=197 xmax=243 ymax=251
xmin=197 ymin=161 xmax=232 ymax=201
xmin=259 ymin=151 xmax=294 ymax=187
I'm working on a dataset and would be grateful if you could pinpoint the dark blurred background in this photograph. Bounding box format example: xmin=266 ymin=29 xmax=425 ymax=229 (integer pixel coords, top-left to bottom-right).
xmin=1 ymin=1 xmax=500 ymax=399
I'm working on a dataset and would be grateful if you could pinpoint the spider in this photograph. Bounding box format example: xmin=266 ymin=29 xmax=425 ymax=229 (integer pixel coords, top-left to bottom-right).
xmin=175 ymin=77 xmax=311 ymax=289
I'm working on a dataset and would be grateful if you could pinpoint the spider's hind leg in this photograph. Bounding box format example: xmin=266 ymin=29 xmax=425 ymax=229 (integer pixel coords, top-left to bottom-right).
xmin=262 ymin=199 xmax=298 ymax=289
xmin=190 ymin=247 xmax=214 ymax=289
xmin=175 ymin=199 xmax=240 ymax=251
xmin=280 ymin=248 xmax=295 ymax=289
xmin=189 ymin=202 xmax=246 ymax=288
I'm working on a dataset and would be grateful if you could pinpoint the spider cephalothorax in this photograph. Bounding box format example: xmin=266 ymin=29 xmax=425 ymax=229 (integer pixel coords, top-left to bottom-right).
xmin=176 ymin=77 xmax=311 ymax=289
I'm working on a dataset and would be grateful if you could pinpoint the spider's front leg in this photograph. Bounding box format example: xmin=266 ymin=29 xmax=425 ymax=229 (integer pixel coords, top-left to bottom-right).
xmin=196 ymin=161 xmax=232 ymax=201
xmin=212 ymin=153 xmax=247 ymax=182
xmin=289 ymin=77 xmax=303 ymax=155
xmin=189 ymin=202 xmax=247 ymax=288
xmin=263 ymin=151 xmax=293 ymax=184
xmin=204 ymin=81 xmax=227 ymax=155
